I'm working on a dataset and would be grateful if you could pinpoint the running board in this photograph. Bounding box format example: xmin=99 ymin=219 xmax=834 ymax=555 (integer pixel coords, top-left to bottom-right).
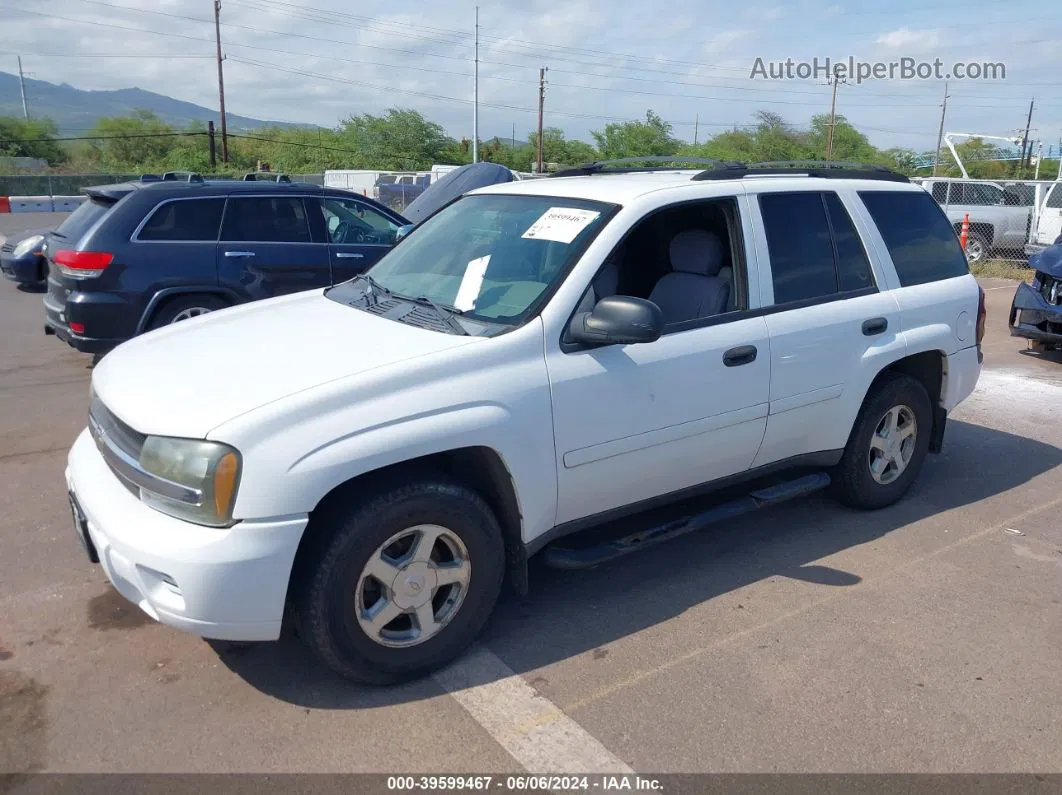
xmin=540 ymin=472 xmax=832 ymax=570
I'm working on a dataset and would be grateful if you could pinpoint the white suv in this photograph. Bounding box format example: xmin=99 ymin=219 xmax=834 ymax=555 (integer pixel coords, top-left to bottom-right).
xmin=66 ymin=160 xmax=986 ymax=684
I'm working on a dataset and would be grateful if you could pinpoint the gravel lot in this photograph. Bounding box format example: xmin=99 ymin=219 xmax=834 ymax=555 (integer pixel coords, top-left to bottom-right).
xmin=1 ymin=213 xmax=1060 ymax=776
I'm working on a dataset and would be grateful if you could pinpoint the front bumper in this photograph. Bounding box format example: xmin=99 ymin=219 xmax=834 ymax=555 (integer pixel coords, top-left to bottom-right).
xmin=1008 ymin=281 xmax=1062 ymax=345
xmin=66 ymin=428 xmax=308 ymax=641
xmin=0 ymin=253 xmax=45 ymax=284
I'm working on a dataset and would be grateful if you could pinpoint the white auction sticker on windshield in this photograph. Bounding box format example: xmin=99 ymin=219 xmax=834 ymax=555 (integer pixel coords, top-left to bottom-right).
xmin=521 ymin=207 xmax=601 ymax=244
xmin=454 ymin=254 xmax=490 ymax=312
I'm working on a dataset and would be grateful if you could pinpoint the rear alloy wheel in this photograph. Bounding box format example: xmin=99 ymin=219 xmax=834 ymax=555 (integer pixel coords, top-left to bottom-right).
xmin=148 ymin=295 xmax=228 ymax=330
xmin=831 ymin=373 xmax=933 ymax=510
xmin=295 ymin=478 xmax=505 ymax=684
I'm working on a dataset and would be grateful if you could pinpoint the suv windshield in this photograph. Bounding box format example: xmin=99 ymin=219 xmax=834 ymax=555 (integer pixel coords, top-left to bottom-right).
xmin=328 ymin=193 xmax=615 ymax=331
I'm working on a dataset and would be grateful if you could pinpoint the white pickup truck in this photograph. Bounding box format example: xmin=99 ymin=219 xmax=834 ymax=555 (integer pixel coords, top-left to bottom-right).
xmin=66 ymin=160 xmax=985 ymax=684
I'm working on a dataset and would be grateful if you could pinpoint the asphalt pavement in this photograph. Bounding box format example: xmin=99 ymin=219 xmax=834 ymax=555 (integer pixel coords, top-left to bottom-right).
xmin=1 ymin=213 xmax=1060 ymax=776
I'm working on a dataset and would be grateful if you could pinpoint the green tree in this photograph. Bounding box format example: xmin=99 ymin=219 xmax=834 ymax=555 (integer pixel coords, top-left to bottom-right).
xmin=0 ymin=116 xmax=66 ymax=164
xmin=591 ymin=110 xmax=679 ymax=160
xmin=86 ymin=110 xmax=183 ymax=170
xmin=337 ymin=108 xmax=460 ymax=169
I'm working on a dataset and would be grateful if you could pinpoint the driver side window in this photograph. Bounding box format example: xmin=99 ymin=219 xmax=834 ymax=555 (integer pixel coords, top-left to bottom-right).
xmin=321 ymin=197 xmax=400 ymax=245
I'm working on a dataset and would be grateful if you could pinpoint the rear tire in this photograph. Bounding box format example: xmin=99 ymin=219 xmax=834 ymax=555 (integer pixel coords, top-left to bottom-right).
xmin=294 ymin=478 xmax=505 ymax=685
xmin=831 ymin=373 xmax=933 ymax=510
xmin=147 ymin=295 xmax=228 ymax=330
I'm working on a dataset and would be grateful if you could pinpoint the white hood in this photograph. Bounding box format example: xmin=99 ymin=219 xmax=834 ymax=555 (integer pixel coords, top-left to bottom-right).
xmin=91 ymin=289 xmax=480 ymax=438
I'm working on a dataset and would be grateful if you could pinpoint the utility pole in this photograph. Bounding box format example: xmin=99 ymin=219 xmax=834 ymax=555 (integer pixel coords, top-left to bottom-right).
xmin=693 ymin=113 xmax=699 ymax=146
xmin=472 ymin=6 xmax=479 ymax=163
xmin=931 ymin=81 xmax=949 ymax=176
xmin=536 ymin=67 xmax=547 ymax=174
xmin=208 ymin=120 xmax=217 ymax=170
xmin=824 ymin=74 xmax=847 ymax=165
xmin=17 ymin=56 xmax=28 ymax=119
xmin=512 ymin=123 xmax=515 ymax=151
xmin=1033 ymin=141 xmax=1043 ymax=180
xmin=213 ymin=0 xmax=229 ymax=163
xmin=1018 ymin=99 xmax=1034 ymax=176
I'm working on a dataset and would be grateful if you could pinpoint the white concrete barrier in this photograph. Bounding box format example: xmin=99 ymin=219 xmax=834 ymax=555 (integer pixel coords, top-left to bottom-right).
xmin=9 ymin=196 xmax=56 ymax=213
xmin=0 ymin=195 xmax=89 ymax=213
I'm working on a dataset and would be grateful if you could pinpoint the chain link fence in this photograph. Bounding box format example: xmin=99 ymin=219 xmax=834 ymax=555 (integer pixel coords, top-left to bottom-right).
xmin=0 ymin=173 xmax=326 ymax=196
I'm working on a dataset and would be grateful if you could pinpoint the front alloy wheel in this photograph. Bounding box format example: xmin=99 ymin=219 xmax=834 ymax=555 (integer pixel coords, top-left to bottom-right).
xmin=356 ymin=525 xmax=471 ymax=648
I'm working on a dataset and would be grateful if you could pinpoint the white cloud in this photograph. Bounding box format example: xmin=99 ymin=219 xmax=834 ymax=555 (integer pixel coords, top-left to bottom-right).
xmin=874 ymin=27 xmax=941 ymax=53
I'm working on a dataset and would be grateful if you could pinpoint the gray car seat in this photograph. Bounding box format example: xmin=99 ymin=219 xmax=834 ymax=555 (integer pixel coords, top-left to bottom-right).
xmin=648 ymin=230 xmax=730 ymax=323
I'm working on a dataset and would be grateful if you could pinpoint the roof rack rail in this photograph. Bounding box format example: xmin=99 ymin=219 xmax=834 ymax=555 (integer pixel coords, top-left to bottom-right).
xmin=159 ymin=171 xmax=204 ymax=183
xmin=550 ymin=156 xmax=746 ymax=178
xmin=691 ymin=160 xmax=909 ymax=183
xmin=242 ymin=172 xmax=292 ymax=183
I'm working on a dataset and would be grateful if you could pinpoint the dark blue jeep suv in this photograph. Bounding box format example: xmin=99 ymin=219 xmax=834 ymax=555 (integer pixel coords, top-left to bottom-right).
xmin=43 ymin=173 xmax=409 ymax=355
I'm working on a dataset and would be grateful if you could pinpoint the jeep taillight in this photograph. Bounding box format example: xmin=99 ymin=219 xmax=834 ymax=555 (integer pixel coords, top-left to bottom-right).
xmin=53 ymin=250 xmax=113 ymax=279
xmin=976 ymin=285 xmax=987 ymax=345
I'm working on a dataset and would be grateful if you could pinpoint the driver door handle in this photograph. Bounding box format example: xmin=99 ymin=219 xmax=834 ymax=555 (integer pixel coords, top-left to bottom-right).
xmin=223 ymin=250 xmax=255 ymax=258
xmin=335 ymin=252 xmax=364 ymax=259
xmin=723 ymin=345 xmax=757 ymax=367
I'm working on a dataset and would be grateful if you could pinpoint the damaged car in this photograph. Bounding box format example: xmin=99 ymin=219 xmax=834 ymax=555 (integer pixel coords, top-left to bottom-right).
xmin=1009 ymin=234 xmax=1062 ymax=354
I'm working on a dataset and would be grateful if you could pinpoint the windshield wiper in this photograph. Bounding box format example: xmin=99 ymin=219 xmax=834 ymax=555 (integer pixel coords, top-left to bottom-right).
xmin=393 ymin=292 xmax=470 ymax=336
xmin=337 ymin=272 xmax=391 ymax=305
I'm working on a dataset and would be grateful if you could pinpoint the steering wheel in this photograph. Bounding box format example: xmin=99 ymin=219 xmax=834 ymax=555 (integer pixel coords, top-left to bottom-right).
xmin=333 ymin=220 xmax=356 ymax=244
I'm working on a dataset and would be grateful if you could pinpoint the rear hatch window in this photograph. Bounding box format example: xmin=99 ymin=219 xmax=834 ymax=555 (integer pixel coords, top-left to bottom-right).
xmin=51 ymin=197 xmax=117 ymax=246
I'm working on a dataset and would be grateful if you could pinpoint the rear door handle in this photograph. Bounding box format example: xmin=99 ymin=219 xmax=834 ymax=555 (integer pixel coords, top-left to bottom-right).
xmin=224 ymin=250 xmax=256 ymax=258
xmin=335 ymin=252 xmax=364 ymax=259
xmin=862 ymin=317 xmax=888 ymax=336
xmin=723 ymin=345 xmax=757 ymax=367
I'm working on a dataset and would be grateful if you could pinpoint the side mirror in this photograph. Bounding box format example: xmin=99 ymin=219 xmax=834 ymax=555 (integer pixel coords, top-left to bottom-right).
xmin=394 ymin=223 xmax=415 ymax=243
xmin=568 ymin=295 xmax=664 ymax=347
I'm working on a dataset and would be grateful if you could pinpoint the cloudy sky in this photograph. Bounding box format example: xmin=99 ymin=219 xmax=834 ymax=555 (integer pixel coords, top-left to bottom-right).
xmin=1 ymin=0 xmax=1060 ymax=155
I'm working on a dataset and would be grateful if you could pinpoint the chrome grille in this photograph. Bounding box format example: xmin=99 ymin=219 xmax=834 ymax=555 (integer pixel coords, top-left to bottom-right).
xmin=89 ymin=394 xmax=146 ymax=459
xmin=0 ymin=241 xmax=14 ymax=253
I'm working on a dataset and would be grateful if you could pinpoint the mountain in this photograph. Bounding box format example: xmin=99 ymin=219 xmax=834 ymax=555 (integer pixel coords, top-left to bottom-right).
xmin=0 ymin=71 xmax=314 ymax=135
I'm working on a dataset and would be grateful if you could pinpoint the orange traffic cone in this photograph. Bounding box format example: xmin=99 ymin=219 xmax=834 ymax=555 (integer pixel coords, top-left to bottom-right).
xmin=959 ymin=213 xmax=970 ymax=251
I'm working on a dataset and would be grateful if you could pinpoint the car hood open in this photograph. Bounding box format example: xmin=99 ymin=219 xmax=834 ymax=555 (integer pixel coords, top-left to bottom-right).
xmin=1030 ymin=243 xmax=1062 ymax=279
xmin=90 ymin=289 xmax=480 ymax=439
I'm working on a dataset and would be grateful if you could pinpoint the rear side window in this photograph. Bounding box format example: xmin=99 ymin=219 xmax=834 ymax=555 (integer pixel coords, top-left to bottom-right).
xmin=54 ymin=198 xmax=114 ymax=243
xmin=930 ymin=183 xmax=947 ymax=202
xmin=137 ymin=199 xmax=225 ymax=241
xmin=859 ymin=190 xmax=969 ymax=286
xmin=1047 ymin=186 xmax=1062 ymax=209
xmin=759 ymin=192 xmax=837 ymax=304
xmin=221 ymin=197 xmax=312 ymax=243
xmin=824 ymin=193 xmax=874 ymax=292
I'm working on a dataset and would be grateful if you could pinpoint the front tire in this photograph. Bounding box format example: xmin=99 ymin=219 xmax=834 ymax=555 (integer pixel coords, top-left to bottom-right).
xmin=831 ymin=373 xmax=933 ymax=510
xmin=295 ymin=478 xmax=505 ymax=685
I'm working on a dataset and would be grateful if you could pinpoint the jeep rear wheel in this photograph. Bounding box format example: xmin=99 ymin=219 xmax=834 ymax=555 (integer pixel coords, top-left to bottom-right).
xmin=148 ymin=295 xmax=228 ymax=330
xmin=831 ymin=373 xmax=933 ymax=510
xmin=295 ymin=478 xmax=505 ymax=684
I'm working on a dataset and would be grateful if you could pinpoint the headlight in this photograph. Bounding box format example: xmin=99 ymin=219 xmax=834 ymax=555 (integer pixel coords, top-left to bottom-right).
xmin=138 ymin=436 xmax=242 ymax=527
xmin=12 ymin=235 xmax=44 ymax=258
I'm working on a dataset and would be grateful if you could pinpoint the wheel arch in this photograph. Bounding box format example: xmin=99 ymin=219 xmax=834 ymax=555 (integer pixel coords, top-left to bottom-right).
xmin=136 ymin=286 xmax=242 ymax=334
xmin=862 ymin=349 xmax=947 ymax=453
xmin=287 ymin=445 xmax=527 ymax=611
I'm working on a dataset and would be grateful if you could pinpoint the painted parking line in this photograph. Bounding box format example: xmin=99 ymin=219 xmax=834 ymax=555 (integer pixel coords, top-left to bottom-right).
xmin=433 ymin=644 xmax=634 ymax=775
xmin=511 ymin=494 xmax=1062 ymax=735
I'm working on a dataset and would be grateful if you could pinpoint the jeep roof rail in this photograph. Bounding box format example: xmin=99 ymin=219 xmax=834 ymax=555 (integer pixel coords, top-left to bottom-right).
xmin=242 ymin=172 xmax=292 ymax=183
xmin=691 ymin=160 xmax=910 ymax=183
xmin=160 ymin=171 xmax=204 ymax=183
xmin=549 ymin=156 xmax=746 ymax=178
